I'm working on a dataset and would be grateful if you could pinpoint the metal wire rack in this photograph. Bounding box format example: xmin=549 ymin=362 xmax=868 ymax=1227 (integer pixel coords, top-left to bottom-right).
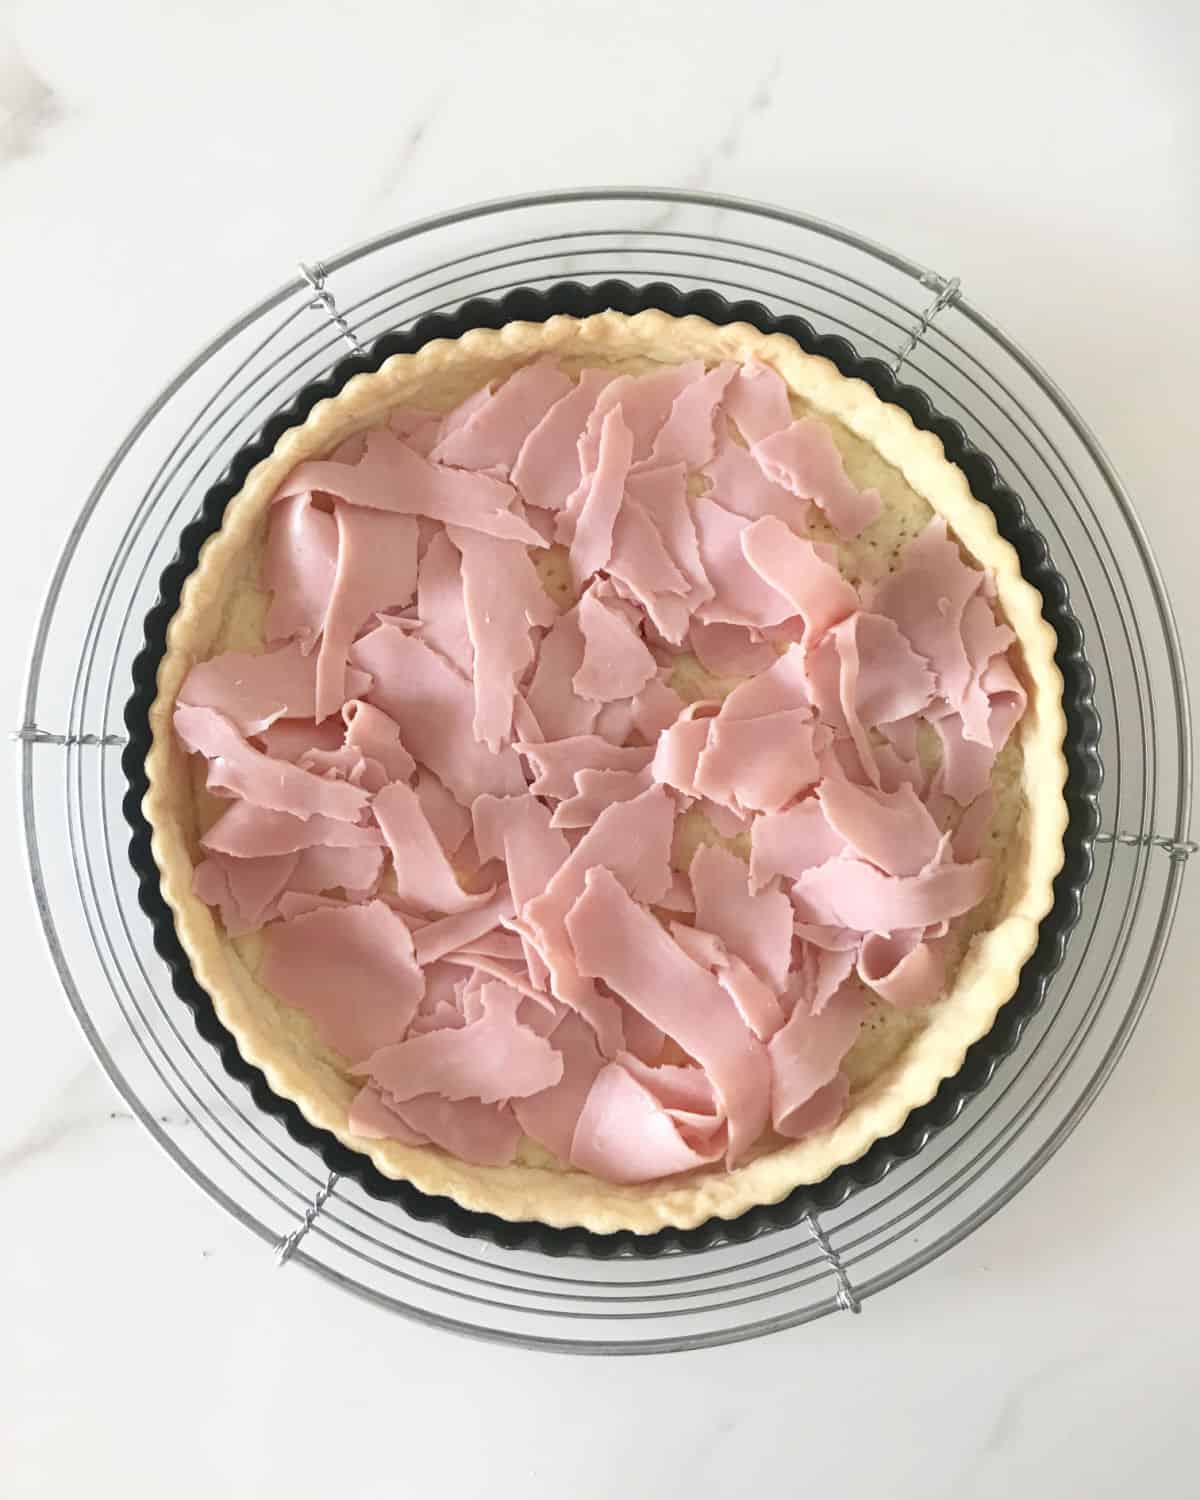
xmin=19 ymin=189 xmax=1194 ymax=1354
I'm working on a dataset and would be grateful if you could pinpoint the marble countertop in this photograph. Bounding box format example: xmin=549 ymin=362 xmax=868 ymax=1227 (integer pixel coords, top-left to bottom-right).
xmin=3 ymin=2 xmax=1197 ymax=1495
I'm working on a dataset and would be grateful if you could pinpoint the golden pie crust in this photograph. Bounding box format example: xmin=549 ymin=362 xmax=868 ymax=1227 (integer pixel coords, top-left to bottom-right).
xmin=143 ymin=310 xmax=1067 ymax=1233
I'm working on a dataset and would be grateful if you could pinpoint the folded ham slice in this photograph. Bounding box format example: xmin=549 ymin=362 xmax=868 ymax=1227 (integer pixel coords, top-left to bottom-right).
xmin=430 ymin=358 xmax=574 ymax=474
xmin=564 ymin=866 xmax=770 ymax=1164
xmin=179 ymin=642 xmax=371 ymax=737
xmin=752 ymin=418 xmax=882 ymax=538
xmin=789 ymin=851 xmax=992 ymax=934
xmin=374 ymin=781 xmax=495 ymax=916
xmin=769 ymin=984 xmax=866 ymax=1138
xmin=570 ymin=1061 xmax=726 ymax=1184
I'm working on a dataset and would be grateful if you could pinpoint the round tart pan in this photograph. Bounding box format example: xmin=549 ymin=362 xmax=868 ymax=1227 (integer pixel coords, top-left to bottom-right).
xmin=123 ymin=281 xmax=1101 ymax=1258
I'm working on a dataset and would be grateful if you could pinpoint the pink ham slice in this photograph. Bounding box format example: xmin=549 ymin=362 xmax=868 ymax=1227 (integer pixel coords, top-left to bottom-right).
xmin=201 ymin=801 xmax=383 ymax=858
xmin=959 ymin=593 xmax=1016 ymax=746
xmin=174 ymin=704 xmax=370 ymax=823
xmin=668 ymin=923 xmax=786 ymax=1042
xmin=569 ymin=1061 xmax=726 ymax=1184
xmin=789 ymin=852 xmax=992 ymax=933
xmin=817 ymin=777 xmax=942 ymax=877
xmin=637 ymin=362 xmax=737 ymax=470
xmin=314 ymin=504 xmax=419 ymax=722
xmin=690 ymin=843 xmax=793 ymax=994
xmin=550 ymin=767 xmax=653 ymax=830
xmin=573 ymin=586 xmax=658 ymax=702
xmin=260 ymin=900 xmax=424 ymax=1060
xmin=517 ymin=736 xmax=654 ymax=799
xmin=193 ymin=851 xmax=297 ymax=936
xmin=524 ymin=606 xmax=601 ymax=743
xmin=632 ymin=674 xmax=687 ymax=741
xmin=275 ymin=428 xmax=545 ymax=546
xmin=357 ymin=981 xmax=562 ymax=1105
xmin=750 ymin=798 xmax=847 ymax=890
xmin=411 ymin=887 xmax=516 ymax=966
xmin=520 ymin=786 xmax=676 ymax=1057
xmin=931 ymin=656 xmax=1027 ymax=804
xmin=693 ymin=709 xmax=820 ymax=815
xmin=561 ymin=406 xmax=634 ymax=587
xmin=373 ymin=781 xmax=494 ymax=915
xmin=650 ymin=701 xmax=720 ymax=798
xmin=413 ymin=768 xmax=471 ymax=858
xmin=752 ymin=418 xmax=882 ymax=538
xmin=366 ymin=1091 xmax=522 ymax=1165
xmin=430 ymin=358 xmax=573 ymax=474
xmin=688 ymin=621 xmax=777 ymax=678
xmin=692 ymin=496 xmax=794 ymax=629
xmin=179 ymin=642 xmax=371 ymax=737
xmin=740 ymin=516 xmax=859 ymax=640
xmin=869 ymin=517 xmax=985 ymax=731
xmin=577 ymin=362 xmax=706 ymax=471
xmin=349 ymin=622 xmax=526 ymax=805
xmin=627 ymin=465 xmax=714 ymax=616
xmin=513 ymin=1011 xmax=605 ymax=1164
xmin=769 ymin=984 xmax=867 ymax=1138
xmin=288 ymin=842 xmax=384 ymax=899
xmin=341 ymin=700 xmax=416 ymax=785
xmin=262 ymin=495 xmax=337 ymax=650
xmin=472 ymin=792 xmax=571 ymax=991
xmin=722 ymin=360 xmax=792 ymax=444
xmin=703 ymin=429 xmax=812 ymax=532
xmin=788 ymin=942 xmax=859 ymax=1018
xmin=450 ymin=524 xmax=557 ymax=751
xmin=719 ymin=644 xmax=812 ymax=719
xmin=606 ymin=501 xmax=691 ymax=645
xmin=564 ymin=866 xmax=770 ymax=1164
xmin=416 ymin=529 xmax=473 ymax=677
xmin=858 ymin=930 xmax=946 ymax=1009
xmin=510 ymin=368 xmax=613 ymax=511
xmin=348 ymin=1084 xmax=430 ymax=1145
xmin=257 ymin=716 xmax=344 ymax=763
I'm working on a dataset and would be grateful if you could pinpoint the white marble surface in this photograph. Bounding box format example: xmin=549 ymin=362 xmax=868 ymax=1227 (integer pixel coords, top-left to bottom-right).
xmin=2 ymin=1 xmax=1197 ymax=1494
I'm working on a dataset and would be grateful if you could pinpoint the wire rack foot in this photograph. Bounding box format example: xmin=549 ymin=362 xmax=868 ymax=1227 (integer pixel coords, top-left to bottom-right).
xmin=274 ymin=1171 xmax=341 ymax=1267
xmin=14 ymin=725 xmax=127 ymax=747
xmin=299 ymin=262 xmax=366 ymax=356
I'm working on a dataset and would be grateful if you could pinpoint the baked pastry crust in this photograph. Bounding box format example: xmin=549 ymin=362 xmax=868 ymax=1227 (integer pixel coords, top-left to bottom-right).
xmin=144 ymin=310 xmax=1067 ymax=1233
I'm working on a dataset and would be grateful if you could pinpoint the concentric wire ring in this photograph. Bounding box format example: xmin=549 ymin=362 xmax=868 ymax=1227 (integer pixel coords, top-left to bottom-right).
xmin=20 ymin=190 xmax=1192 ymax=1352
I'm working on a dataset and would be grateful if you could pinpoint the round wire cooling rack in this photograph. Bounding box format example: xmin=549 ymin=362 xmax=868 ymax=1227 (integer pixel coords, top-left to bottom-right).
xmin=19 ymin=189 xmax=1195 ymax=1354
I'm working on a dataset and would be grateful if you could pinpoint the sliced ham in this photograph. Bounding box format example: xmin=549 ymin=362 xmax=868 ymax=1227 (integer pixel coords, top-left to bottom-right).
xmin=788 ymin=942 xmax=859 ymax=1018
xmin=692 ymin=496 xmax=794 ymax=629
xmin=740 ymin=516 xmax=859 ymax=640
xmin=430 ymin=358 xmax=573 ymax=473
xmin=564 ymin=866 xmax=770 ymax=1164
xmin=275 ymin=428 xmax=545 ymax=546
xmin=752 ymin=418 xmax=882 ymax=538
xmin=562 ymin=406 xmax=634 ymax=586
xmin=511 ymin=368 xmax=613 ymax=511
xmin=550 ymin=766 xmax=653 ymax=829
xmin=668 ymin=923 xmax=786 ymax=1041
xmin=375 ymin=1093 xmax=521 ymax=1165
xmin=341 ymin=700 xmax=416 ymax=785
xmin=260 ymin=900 xmax=423 ymax=1060
xmin=174 ymin=704 xmax=370 ymax=823
xmin=348 ymin=1084 xmax=431 ymax=1145
xmin=358 ymin=980 xmax=562 ymax=1104
xmin=412 ymin=887 xmax=516 ymax=967
xmin=201 ymin=801 xmax=383 ymax=858
xmin=416 ymin=528 xmax=473 ymax=676
xmin=573 ymin=586 xmax=658 ymax=701
xmin=858 ymin=930 xmax=946 ymax=1009
xmin=315 ymin=504 xmax=418 ymax=721
xmin=719 ymin=644 xmax=812 ymax=719
xmin=513 ymin=1011 xmax=606 ymax=1163
xmin=517 ymin=735 xmax=654 ymax=799
xmin=471 ymin=792 xmax=571 ymax=991
xmin=373 ymin=781 xmax=494 ymax=915
xmin=650 ymin=701 xmax=720 ymax=798
xmin=703 ymin=429 xmax=812 ymax=532
xmin=690 ymin=843 xmax=793 ymax=994
xmin=521 ymin=787 xmax=676 ymax=1056
xmin=413 ymin=768 xmax=471 ymax=858
xmin=789 ymin=853 xmax=992 ymax=933
xmin=524 ymin=605 xmax=601 ymax=742
xmin=632 ymin=674 xmax=687 ymax=741
xmin=693 ymin=709 xmax=820 ymax=814
xmin=193 ymin=851 xmax=297 ymax=936
xmin=577 ymin=362 xmax=705 ymax=471
xmin=450 ymin=524 xmax=557 ymax=750
xmin=769 ymin=984 xmax=867 ymax=1138
xmin=817 ymin=777 xmax=942 ymax=877
xmin=627 ymin=465 xmax=714 ymax=615
xmin=262 ymin=495 xmax=337 ymax=650
xmin=569 ymin=1061 xmax=725 ymax=1184
xmin=289 ymin=842 xmax=385 ymax=898
xmin=257 ymin=716 xmax=344 ymax=763
xmin=688 ymin=621 xmax=777 ymax=677
xmin=638 ymin=362 xmax=736 ymax=470
xmin=349 ymin=622 xmax=526 ymax=805
xmin=722 ymin=360 xmax=792 ymax=444
xmin=750 ymin=799 xmax=846 ymax=890
xmin=607 ymin=500 xmax=691 ymax=644
xmin=179 ymin=642 xmax=370 ymax=737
